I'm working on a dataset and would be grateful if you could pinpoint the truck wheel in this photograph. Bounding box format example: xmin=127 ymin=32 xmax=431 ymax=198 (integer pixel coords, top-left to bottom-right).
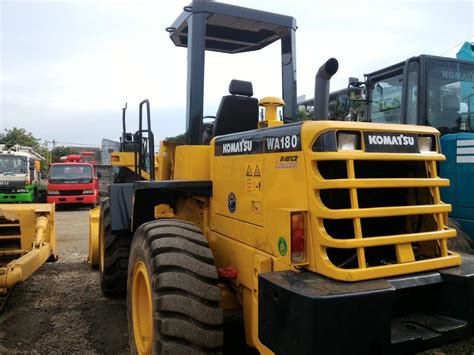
xmin=127 ymin=219 xmax=223 ymax=354
xmin=99 ymin=198 xmax=131 ymax=297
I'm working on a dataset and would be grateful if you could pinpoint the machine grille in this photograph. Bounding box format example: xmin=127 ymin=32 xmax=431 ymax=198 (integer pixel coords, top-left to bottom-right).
xmin=310 ymin=151 xmax=458 ymax=280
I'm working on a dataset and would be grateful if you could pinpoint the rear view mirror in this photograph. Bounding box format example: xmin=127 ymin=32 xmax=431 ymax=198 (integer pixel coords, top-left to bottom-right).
xmin=97 ymin=171 xmax=102 ymax=178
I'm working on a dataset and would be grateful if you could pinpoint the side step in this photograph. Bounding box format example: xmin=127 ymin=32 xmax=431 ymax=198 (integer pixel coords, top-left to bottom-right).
xmin=392 ymin=313 xmax=467 ymax=350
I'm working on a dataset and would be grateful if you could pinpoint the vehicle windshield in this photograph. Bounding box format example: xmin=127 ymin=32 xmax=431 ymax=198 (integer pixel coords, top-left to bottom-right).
xmin=368 ymin=73 xmax=403 ymax=124
xmin=49 ymin=164 xmax=93 ymax=183
xmin=426 ymin=58 xmax=474 ymax=133
xmin=0 ymin=156 xmax=27 ymax=174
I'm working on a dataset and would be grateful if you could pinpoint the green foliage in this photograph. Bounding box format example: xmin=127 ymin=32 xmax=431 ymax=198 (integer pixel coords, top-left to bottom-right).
xmin=165 ymin=133 xmax=186 ymax=144
xmin=297 ymin=108 xmax=313 ymax=121
xmin=50 ymin=146 xmax=76 ymax=163
xmin=0 ymin=127 xmax=41 ymax=150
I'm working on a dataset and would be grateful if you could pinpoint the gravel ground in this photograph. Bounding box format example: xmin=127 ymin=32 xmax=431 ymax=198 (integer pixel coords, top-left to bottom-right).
xmin=0 ymin=208 xmax=129 ymax=354
xmin=0 ymin=208 xmax=473 ymax=354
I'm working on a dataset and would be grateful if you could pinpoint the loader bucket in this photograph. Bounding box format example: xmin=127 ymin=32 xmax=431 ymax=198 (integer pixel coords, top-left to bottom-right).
xmin=88 ymin=207 xmax=100 ymax=268
xmin=0 ymin=204 xmax=57 ymax=295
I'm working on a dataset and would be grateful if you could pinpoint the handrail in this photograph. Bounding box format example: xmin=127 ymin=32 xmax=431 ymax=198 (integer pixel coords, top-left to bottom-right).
xmin=138 ymin=99 xmax=155 ymax=181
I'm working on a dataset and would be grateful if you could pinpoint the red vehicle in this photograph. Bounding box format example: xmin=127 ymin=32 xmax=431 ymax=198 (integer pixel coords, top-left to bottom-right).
xmin=80 ymin=151 xmax=97 ymax=164
xmin=47 ymin=155 xmax=100 ymax=207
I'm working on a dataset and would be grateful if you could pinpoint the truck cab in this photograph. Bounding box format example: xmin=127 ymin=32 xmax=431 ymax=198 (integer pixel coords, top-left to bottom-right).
xmin=0 ymin=144 xmax=45 ymax=203
xmin=47 ymin=155 xmax=99 ymax=207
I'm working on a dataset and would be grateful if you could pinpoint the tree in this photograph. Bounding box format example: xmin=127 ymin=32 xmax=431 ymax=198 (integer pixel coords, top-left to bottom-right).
xmin=0 ymin=127 xmax=42 ymax=150
xmin=0 ymin=127 xmax=50 ymax=169
xmin=50 ymin=146 xmax=76 ymax=163
xmin=297 ymin=107 xmax=313 ymax=121
xmin=165 ymin=133 xmax=186 ymax=144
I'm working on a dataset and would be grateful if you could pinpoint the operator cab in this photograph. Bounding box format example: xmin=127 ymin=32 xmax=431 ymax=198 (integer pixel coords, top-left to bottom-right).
xmin=168 ymin=1 xmax=297 ymax=144
xmin=364 ymin=55 xmax=474 ymax=134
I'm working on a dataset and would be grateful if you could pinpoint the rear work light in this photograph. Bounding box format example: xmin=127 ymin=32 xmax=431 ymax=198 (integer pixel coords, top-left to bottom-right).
xmin=337 ymin=132 xmax=361 ymax=151
xmin=418 ymin=136 xmax=436 ymax=153
xmin=291 ymin=213 xmax=305 ymax=262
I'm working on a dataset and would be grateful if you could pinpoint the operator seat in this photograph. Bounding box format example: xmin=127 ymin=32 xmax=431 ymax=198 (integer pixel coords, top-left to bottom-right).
xmin=439 ymin=94 xmax=461 ymax=130
xmin=213 ymin=80 xmax=259 ymax=137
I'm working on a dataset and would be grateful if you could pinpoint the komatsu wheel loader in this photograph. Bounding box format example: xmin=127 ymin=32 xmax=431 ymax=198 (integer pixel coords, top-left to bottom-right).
xmin=91 ymin=2 xmax=474 ymax=354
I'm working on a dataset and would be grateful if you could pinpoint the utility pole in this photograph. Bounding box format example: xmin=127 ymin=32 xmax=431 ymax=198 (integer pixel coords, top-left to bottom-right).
xmin=45 ymin=139 xmax=56 ymax=164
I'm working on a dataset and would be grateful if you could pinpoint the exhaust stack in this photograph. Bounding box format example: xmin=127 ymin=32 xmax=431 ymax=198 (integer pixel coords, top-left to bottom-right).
xmin=313 ymin=58 xmax=339 ymax=120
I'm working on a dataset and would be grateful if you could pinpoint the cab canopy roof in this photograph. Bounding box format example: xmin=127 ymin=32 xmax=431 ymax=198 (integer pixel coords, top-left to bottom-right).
xmin=167 ymin=1 xmax=298 ymax=145
xmin=168 ymin=1 xmax=296 ymax=54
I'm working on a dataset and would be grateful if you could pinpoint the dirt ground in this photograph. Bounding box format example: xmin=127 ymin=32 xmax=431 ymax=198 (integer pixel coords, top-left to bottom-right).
xmin=0 ymin=208 xmax=129 ymax=354
xmin=0 ymin=208 xmax=250 ymax=354
xmin=0 ymin=208 xmax=473 ymax=354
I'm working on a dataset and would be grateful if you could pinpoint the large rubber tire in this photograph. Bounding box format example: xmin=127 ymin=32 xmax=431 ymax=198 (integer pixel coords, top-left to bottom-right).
xmin=127 ymin=219 xmax=223 ymax=354
xmin=99 ymin=198 xmax=131 ymax=297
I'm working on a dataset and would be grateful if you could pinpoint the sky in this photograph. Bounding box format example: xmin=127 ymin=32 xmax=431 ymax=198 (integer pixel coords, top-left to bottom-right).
xmin=1 ymin=0 xmax=473 ymax=148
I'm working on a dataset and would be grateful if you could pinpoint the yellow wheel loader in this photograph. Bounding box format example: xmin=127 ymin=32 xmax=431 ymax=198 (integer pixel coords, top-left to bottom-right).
xmin=0 ymin=204 xmax=57 ymax=309
xmin=90 ymin=2 xmax=474 ymax=354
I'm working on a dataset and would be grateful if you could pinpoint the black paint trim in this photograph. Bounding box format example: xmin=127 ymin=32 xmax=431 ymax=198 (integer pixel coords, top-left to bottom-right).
xmin=214 ymin=122 xmax=303 ymax=156
xmin=312 ymin=131 xmax=337 ymax=152
xmin=132 ymin=180 xmax=212 ymax=232
xmin=109 ymin=183 xmax=134 ymax=233
xmin=363 ymin=132 xmax=419 ymax=153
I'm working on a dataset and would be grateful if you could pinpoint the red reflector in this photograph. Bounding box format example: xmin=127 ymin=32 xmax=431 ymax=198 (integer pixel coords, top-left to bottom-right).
xmin=218 ymin=266 xmax=238 ymax=279
xmin=291 ymin=213 xmax=305 ymax=262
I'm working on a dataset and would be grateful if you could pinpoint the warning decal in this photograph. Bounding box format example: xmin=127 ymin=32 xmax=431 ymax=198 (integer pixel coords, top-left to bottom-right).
xmin=246 ymin=165 xmax=253 ymax=176
xmin=254 ymin=165 xmax=261 ymax=177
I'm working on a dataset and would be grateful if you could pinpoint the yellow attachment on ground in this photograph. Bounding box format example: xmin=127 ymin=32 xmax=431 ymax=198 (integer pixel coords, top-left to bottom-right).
xmin=88 ymin=207 xmax=100 ymax=268
xmin=258 ymin=96 xmax=284 ymax=128
xmin=0 ymin=204 xmax=57 ymax=294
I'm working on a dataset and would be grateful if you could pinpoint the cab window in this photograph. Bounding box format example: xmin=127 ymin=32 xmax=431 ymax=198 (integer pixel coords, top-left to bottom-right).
xmin=369 ymin=73 xmax=403 ymax=124
xmin=426 ymin=58 xmax=474 ymax=133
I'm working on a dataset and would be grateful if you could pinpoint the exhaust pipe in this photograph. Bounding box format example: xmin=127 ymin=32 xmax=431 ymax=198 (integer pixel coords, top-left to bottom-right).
xmin=121 ymin=102 xmax=127 ymax=145
xmin=313 ymin=58 xmax=339 ymax=120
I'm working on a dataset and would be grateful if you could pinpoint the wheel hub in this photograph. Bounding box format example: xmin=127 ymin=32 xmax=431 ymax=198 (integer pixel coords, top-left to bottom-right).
xmin=132 ymin=260 xmax=153 ymax=354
